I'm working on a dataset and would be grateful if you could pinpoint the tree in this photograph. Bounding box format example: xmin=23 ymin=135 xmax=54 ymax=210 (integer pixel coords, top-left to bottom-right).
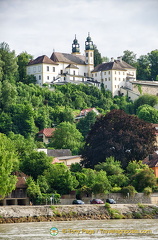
xmin=81 ymin=109 xmax=156 ymax=168
xmin=49 ymin=122 xmax=84 ymax=154
xmin=17 ymin=52 xmax=33 ymax=83
xmin=44 ymin=163 xmax=79 ymax=195
xmin=0 ymin=133 xmax=19 ymax=198
xmin=122 ymin=50 xmax=137 ymax=67
xmin=134 ymin=94 xmax=158 ymax=113
xmin=131 ymin=168 xmax=157 ymax=192
xmin=76 ymin=111 xmax=97 ymax=138
xmin=94 ymin=44 xmax=102 ymax=67
xmin=0 ymin=42 xmax=18 ymax=83
xmin=20 ymin=151 xmax=52 ymax=180
xmin=148 ymin=50 xmax=158 ymax=81
xmin=137 ymin=55 xmax=151 ymax=80
xmin=137 ymin=105 xmax=158 ymax=123
xmin=26 ymin=177 xmax=42 ymax=203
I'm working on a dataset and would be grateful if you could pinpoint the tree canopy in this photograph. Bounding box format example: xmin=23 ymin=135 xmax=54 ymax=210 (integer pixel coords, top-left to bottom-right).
xmin=81 ymin=109 xmax=156 ymax=168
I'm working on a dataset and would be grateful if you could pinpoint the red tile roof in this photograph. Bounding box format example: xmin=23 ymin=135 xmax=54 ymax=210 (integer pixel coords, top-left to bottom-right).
xmin=38 ymin=128 xmax=56 ymax=137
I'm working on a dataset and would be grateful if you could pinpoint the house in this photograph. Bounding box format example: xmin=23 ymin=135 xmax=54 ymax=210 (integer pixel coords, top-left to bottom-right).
xmin=26 ymin=34 xmax=140 ymax=97
xmin=52 ymin=155 xmax=82 ymax=167
xmin=37 ymin=128 xmax=55 ymax=144
xmin=27 ymin=34 xmax=100 ymax=87
xmin=75 ymin=107 xmax=100 ymax=120
xmin=92 ymin=57 xmax=136 ymax=96
xmin=152 ymin=124 xmax=158 ymax=149
xmin=142 ymin=153 xmax=158 ymax=178
xmin=0 ymin=172 xmax=29 ymax=206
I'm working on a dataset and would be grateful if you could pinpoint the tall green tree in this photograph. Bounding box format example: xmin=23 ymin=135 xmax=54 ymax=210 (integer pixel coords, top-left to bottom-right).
xmin=94 ymin=44 xmax=102 ymax=67
xmin=17 ymin=52 xmax=33 ymax=83
xmin=137 ymin=55 xmax=150 ymax=80
xmin=122 ymin=50 xmax=137 ymax=67
xmin=49 ymin=122 xmax=84 ymax=154
xmin=0 ymin=133 xmax=19 ymax=198
xmin=76 ymin=111 xmax=97 ymax=138
xmin=82 ymin=109 xmax=156 ymax=168
xmin=0 ymin=42 xmax=18 ymax=82
xmin=148 ymin=49 xmax=158 ymax=81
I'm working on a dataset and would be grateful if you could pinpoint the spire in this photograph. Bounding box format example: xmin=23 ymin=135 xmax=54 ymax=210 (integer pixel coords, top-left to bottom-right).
xmin=85 ymin=33 xmax=94 ymax=50
xmin=72 ymin=34 xmax=80 ymax=54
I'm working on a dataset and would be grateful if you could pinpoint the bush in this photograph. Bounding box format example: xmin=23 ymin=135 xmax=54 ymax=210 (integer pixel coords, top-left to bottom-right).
xmin=121 ymin=186 xmax=136 ymax=197
xmin=143 ymin=187 xmax=152 ymax=196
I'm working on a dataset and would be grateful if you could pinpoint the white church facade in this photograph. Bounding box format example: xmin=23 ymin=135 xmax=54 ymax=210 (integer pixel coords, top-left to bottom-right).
xmin=26 ymin=34 xmax=136 ymax=96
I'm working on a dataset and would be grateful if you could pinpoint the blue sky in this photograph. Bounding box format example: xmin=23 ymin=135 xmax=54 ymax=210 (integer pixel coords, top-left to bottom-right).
xmin=0 ymin=0 xmax=158 ymax=59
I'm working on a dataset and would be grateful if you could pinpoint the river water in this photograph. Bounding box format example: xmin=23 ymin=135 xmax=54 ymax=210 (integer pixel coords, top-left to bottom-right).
xmin=0 ymin=219 xmax=158 ymax=240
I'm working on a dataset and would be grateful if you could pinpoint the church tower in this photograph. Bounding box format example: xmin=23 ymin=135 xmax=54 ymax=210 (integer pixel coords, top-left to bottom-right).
xmin=85 ymin=33 xmax=94 ymax=77
xmin=72 ymin=35 xmax=80 ymax=55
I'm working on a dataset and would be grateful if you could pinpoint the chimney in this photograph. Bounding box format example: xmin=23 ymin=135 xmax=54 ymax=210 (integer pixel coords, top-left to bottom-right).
xmin=117 ymin=56 xmax=122 ymax=62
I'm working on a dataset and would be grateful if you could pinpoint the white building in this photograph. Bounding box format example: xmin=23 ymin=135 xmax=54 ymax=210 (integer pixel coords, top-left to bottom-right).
xmin=26 ymin=35 xmax=136 ymax=96
xmin=92 ymin=57 xmax=136 ymax=96
xmin=26 ymin=34 xmax=100 ymax=87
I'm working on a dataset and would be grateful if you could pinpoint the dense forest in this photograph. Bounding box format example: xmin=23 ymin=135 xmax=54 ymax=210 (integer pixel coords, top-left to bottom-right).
xmin=0 ymin=42 xmax=158 ymax=203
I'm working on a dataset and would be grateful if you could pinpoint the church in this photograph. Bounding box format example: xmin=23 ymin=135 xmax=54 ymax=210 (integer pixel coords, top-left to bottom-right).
xmin=26 ymin=34 xmax=100 ymax=87
xmin=26 ymin=34 xmax=136 ymax=96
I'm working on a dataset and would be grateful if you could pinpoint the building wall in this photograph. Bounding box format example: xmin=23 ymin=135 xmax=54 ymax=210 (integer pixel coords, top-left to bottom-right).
xmin=132 ymin=82 xmax=158 ymax=96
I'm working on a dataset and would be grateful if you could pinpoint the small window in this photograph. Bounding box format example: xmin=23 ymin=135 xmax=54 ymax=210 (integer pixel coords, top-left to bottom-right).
xmin=119 ymin=78 xmax=120 ymax=81
xmin=115 ymin=77 xmax=116 ymax=80
xmin=39 ymin=75 xmax=41 ymax=80
xmin=38 ymin=66 xmax=41 ymax=72
xmin=104 ymin=72 xmax=106 ymax=75
xmin=33 ymin=67 xmax=36 ymax=73
xmin=109 ymin=71 xmax=110 ymax=74
xmin=53 ymin=77 xmax=55 ymax=81
xmin=109 ymin=77 xmax=110 ymax=81
xmin=47 ymin=66 xmax=49 ymax=71
xmin=105 ymin=78 xmax=107 ymax=81
xmin=61 ymin=70 xmax=63 ymax=74
xmin=115 ymin=71 xmax=116 ymax=74
xmin=90 ymin=52 xmax=92 ymax=57
xmin=73 ymin=71 xmax=75 ymax=75
xmin=86 ymin=53 xmax=88 ymax=57
xmin=95 ymin=73 xmax=97 ymax=77
xmin=53 ymin=67 xmax=55 ymax=72
xmin=119 ymin=72 xmax=120 ymax=75
xmin=92 ymin=74 xmax=93 ymax=77
xmin=47 ymin=76 xmax=49 ymax=80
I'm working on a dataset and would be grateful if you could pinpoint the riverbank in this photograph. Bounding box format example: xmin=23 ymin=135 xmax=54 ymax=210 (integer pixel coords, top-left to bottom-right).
xmin=0 ymin=204 xmax=158 ymax=224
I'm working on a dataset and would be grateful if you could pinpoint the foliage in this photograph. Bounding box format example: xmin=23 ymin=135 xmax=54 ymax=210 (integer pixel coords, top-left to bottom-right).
xmin=82 ymin=109 xmax=156 ymax=168
xmin=122 ymin=50 xmax=137 ymax=67
xmin=44 ymin=163 xmax=79 ymax=195
xmin=76 ymin=111 xmax=97 ymax=138
xmin=121 ymin=186 xmax=136 ymax=197
xmin=49 ymin=122 xmax=84 ymax=154
xmin=143 ymin=187 xmax=152 ymax=196
xmin=134 ymin=94 xmax=158 ymax=113
xmin=148 ymin=50 xmax=158 ymax=80
xmin=0 ymin=133 xmax=19 ymax=198
xmin=20 ymin=151 xmax=52 ymax=180
xmin=137 ymin=104 xmax=158 ymax=123
xmin=94 ymin=44 xmax=102 ymax=67
xmin=26 ymin=177 xmax=42 ymax=203
xmin=0 ymin=42 xmax=18 ymax=83
xmin=17 ymin=52 xmax=33 ymax=83
xmin=131 ymin=168 xmax=157 ymax=192
xmin=70 ymin=163 xmax=82 ymax=172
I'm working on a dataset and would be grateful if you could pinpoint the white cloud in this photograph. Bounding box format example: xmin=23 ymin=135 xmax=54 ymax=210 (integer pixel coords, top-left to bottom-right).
xmin=0 ymin=0 xmax=157 ymax=59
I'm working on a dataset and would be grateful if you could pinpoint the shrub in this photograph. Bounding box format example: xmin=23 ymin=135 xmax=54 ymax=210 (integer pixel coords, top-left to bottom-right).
xmin=111 ymin=187 xmax=121 ymax=193
xmin=143 ymin=187 xmax=152 ymax=196
xmin=121 ymin=186 xmax=136 ymax=197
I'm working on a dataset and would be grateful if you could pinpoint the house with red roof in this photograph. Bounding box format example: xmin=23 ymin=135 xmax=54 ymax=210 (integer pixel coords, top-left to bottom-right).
xmin=75 ymin=107 xmax=99 ymax=120
xmin=142 ymin=152 xmax=158 ymax=178
xmin=37 ymin=128 xmax=55 ymax=144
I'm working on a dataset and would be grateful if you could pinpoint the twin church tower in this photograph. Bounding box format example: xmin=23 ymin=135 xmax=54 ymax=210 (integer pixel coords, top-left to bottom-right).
xmin=27 ymin=33 xmax=96 ymax=87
